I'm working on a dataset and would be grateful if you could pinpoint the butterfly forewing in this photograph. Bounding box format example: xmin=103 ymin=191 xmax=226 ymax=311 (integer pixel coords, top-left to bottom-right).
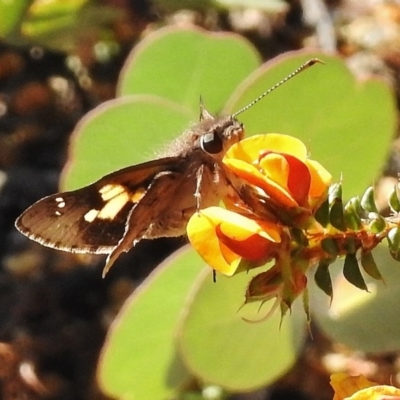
xmin=15 ymin=157 xmax=180 ymax=254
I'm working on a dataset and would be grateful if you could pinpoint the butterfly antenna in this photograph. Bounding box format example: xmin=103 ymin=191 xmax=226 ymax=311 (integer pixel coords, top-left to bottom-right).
xmin=199 ymin=95 xmax=205 ymax=120
xmin=231 ymin=58 xmax=324 ymax=118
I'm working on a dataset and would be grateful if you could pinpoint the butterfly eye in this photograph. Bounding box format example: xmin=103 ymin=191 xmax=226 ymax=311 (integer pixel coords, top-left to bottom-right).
xmin=200 ymin=131 xmax=223 ymax=154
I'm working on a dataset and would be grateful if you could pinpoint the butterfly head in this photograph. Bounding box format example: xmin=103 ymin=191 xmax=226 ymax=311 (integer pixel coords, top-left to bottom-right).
xmin=190 ymin=105 xmax=244 ymax=163
xmin=198 ymin=116 xmax=244 ymax=160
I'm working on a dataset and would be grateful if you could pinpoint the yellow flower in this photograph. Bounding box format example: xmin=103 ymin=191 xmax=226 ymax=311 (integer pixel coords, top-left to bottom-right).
xmin=187 ymin=133 xmax=332 ymax=281
xmin=187 ymin=207 xmax=281 ymax=276
xmin=223 ymin=134 xmax=332 ymax=218
xmin=330 ymin=373 xmax=400 ymax=400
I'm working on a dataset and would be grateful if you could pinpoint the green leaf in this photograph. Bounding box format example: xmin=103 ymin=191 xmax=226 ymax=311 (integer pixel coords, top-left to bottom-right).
xmin=329 ymin=200 xmax=346 ymax=232
xmin=21 ymin=4 xmax=119 ymax=51
xmin=98 ymin=247 xmax=203 ymax=400
xmin=314 ymin=198 xmax=330 ymax=227
xmin=118 ymin=27 xmax=261 ymax=114
xmin=224 ymin=51 xmax=396 ymax=199
xmin=343 ymin=253 xmax=368 ymax=291
xmin=310 ymin=245 xmax=400 ymax=353
xmin=360 ymin=251 xmax=383 ymax=281
xmin=61 ymin=95 xmax=194 ymax=190
xmin=314 ymin=261 xmax=333 ymax=299
xmin=0 ymin=0 xmax=29 ymax=37
xmin=177 ymin=268 xmax=306 ymax=391
xmin=23 ymin=0 xmax=89 ymax=39
xmin=29 ymin=0 xmax=88 ymax=17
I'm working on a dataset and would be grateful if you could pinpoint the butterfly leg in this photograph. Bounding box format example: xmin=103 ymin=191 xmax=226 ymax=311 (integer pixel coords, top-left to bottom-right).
xmin=194 ymin=164 xmax=204 ymax=211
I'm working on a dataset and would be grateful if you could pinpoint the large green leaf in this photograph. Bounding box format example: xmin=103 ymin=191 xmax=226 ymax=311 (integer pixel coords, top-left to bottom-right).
xmin=178 ymin=268 xmax=306 ymax=391
xmin=224 ymin=51 xmax=396 ymax=198
xmin=62 ymin=95 xmax=194 ymax=190
xmin=98 ymin=247 xmax=204 ymax=400
xmin=62 ymin=28 xmax=261 ymax=190
xmin=118 ymin=27 xmax=261 ymax=114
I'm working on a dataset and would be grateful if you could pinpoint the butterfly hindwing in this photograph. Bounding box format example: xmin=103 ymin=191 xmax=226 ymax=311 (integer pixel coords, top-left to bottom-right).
xmin=15 ymin=157 xmax=180 ymax=254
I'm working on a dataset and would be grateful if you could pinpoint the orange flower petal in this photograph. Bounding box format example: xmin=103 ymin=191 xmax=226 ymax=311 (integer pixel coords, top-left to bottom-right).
xmin=216 ymin=225 xmax=275 ymax=261
xmin=260 ymin=153 xmax=311 ymax=207
xmin=223 ymin=158 xmax=269 ymax=191
xmin=224 ymin=157 xmax=297 ymax=208
xmin=259 ymin=153 xmax=290 ymax=189
xmin=187 ymin=209 xmax=240 ymax=275
xmin=218 ymin=240 xmax=241 ymax=266
xmin=187 ymin=207 xmax=281 ymax=276
xmin=306 ymin=158 xmax=332 ymax=200
xmin=284 ymin=154 xmax=311 ymax=207
xmin=222 ymin=133 xmax=331 ymax=223
xmin=216 ymin=209 xmax=281 ymax=242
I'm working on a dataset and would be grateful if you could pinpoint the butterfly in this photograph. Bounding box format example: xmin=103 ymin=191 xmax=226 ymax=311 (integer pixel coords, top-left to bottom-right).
xmin=15 ymin=59 xmax=321 ymax=276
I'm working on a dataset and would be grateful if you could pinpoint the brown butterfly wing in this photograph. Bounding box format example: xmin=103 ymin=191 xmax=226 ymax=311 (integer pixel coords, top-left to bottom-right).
xmin=15 ymin=157 xmax=180 ymax=254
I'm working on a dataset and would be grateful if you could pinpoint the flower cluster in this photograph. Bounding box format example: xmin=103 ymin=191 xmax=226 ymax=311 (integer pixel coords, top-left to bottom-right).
xmin=187 ymin=133 xmax=400 ymax=318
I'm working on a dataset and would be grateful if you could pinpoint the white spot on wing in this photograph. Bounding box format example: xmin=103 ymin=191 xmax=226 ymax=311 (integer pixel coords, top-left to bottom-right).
xmin=55 ymin=197 xmax=66 ymax=208
xmin=98 ymin=192 xmax=129 ymax=220
xmin=84 ymin=209 xmax=99 ymax=222
xmin=99 ymin=184 xmax=126 ymax=201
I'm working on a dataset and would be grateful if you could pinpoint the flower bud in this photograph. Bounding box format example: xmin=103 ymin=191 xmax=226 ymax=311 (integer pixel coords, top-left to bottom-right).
xmin=367 ymin=212 xmax=386 ymax=233
xmin=387 ymin=227 xmax=400 ymax=261
xmin=329 ymin=182 xmax=342 ymax=203
xmin=343 ymin=237 xmax=357 ymax=254
xmin=321 ymin=238 xmax=339 ymax=256
xmin=344 ymin=198 xmax=363 ymax=231
xmin=290 ymin=227 xmax=309 ymax=247
xmin=389 ymin=186 xmax=400 ymax=213
xmin=360 ymin=186 xmax=378 ymax=213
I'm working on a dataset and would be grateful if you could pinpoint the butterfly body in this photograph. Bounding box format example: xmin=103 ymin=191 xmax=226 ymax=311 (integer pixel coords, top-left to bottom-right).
xmin=16 ymin=111 xmax=244 ymax=274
